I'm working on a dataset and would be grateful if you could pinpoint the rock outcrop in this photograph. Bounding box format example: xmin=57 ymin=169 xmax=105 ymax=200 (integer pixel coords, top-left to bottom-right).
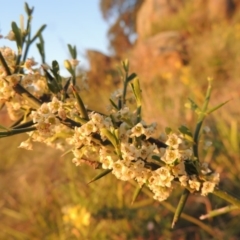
xmin=87 ymin=0 xmax=240 ymax=85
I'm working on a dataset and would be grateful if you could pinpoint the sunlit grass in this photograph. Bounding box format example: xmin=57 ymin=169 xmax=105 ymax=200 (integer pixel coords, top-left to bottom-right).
xmin=1 ymin=65 xmax=240 ymax=238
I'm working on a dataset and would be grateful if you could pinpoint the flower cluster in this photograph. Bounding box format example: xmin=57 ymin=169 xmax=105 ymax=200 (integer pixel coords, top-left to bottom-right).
xmin=0 ymin=47 xmax=17 ymax=102
xmin=19 ymin=96 xmax=73 ymax=150
xmin=0 ymin=41 xmax=220 ymax=204
xmin=70 ymin=104 xmax=219 ymax=201
xmin=0 ymin=47 xmax=48 ymax=120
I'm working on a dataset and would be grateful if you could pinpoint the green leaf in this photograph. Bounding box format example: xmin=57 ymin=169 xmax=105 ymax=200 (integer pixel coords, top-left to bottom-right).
xmin=12 ymin=120 xmax=34 ymax=129
xmin=72 ymin=115 xmax=88 ymax=125
xmin=62 ymin=77 xmax=71 ymax=100
xmin=193 ymin=80 xmax=213 ymax=157
xmin=61 ymin=147 xmax=74 ymax=157
xmin=36 ymin=34 xmax=45 ymax=63
xmin=67 ymin=44 xmax=77 ymax=59
xmin=151 ymin=155 xmax=161 ymax=161
xmin=52 ymin=60 xmax=60 ymax=76
xmin=178 ymin=125 xmax=194 ymax=142
xmin=100 ymin=128 xmax=118 ymax=149
xmin=127 ymin=73 xmax=137 ymax=83
xmin=74 ymin=46 xmax=77 ymax=59
xmin=0 ymin=124 xmax=9 ymax=131
xmin=43 ymin=68 xmax=60 ymax=94
xmin=0 ymin=51 xmax=11 ymax=75
xmin=88 ymin=169 xmax=112 ymax=184
xmin=206 ymin=99 xmax=230 ymax=115
xmin=11 ymin=22 xmax=22 ymax=51
xmin=64 ymin=59 xmax=74 ymax=77
xmin=50 ymin=60 xmax=62 ymax=88
xmin=30 ymin=24 xmax=46 ymax=43
xmin=0 ymin=127 xmax=36 ymax=138
xmin=24 ymin=2 xmax=34 ymax=16
xmin=202 ymin=78 xmax=212 ymax=113
xmin=178 ymin=125 xmax=192 ymax=137
xmin=117 ymin=66 xmax=124 ymax=79
xmin=13 ymin=84 xmax=41 ymax=109
xmin=200 ymin=205 xmax=238 ymax=220
xmin=72 ymin=86 xmax=89 ymax=120
xmin=131 ymin=77 xmax=142 ymax=107
xmin=63 ymin=77 xmax=71 ymax=92
xmin=131 ymin=184 xmax=144 ymax=204
xmin=187 ymin=98 xmax=201 ymax=114
xmin=114 ymin=128 xmax=119 ymax=140
xmin=165 ymin=127 xmax=172 ymax=135
xmin=109 ymin=98 xmax=119 ymax=110
xmin=122 ymin=59 xmax=129 ymax=72
xmin=172 ymin=189 xmax=189 ymax=229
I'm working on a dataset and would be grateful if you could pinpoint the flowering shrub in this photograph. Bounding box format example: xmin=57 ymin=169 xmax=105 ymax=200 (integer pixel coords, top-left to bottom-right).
xmin=0 ymin=3 xmax=239 ymax=229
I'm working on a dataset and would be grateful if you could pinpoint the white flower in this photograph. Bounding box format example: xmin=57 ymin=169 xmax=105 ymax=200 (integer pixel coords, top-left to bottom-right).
xmin=5 ymin=31 xmax=15 ymax=41
xmin=203 ymin=126 xmax=211 ymax=133
xmin=152 ymin=186 xmax=171 ymax=202
xmin=121 ymin=143 xmax=140 ymax=160
xmin=45 ymin=115 xmax=60 ymax=126
xmin=159 ymin=133 xmax=167 ymax=142
xmin=24 ymin=57 xmax=38 ymax=70
xmin=139 ymin=143 xmax=156 ymax=160
xmin=70 ymin=59 xmax=79 ymax=67
xmin=161 ymin=148 xmax=181 ymax=164
xmin=209 ymin=172 xmax=220 ymax=184
xmin=179 ymin=148 xmax=193 ymax=160
xmin=110 ymin=89 xmax=122 ymax=102
xmin=39 ymin=103 xmax=51 ymax=117
xmin=5 ymin=74 xmax=20 ymax=85
xmin=179 ymin=175 xmax=188 ymax=187
xmin=155 ymin=167 xmax=174 ymax=187
xmin=48 ymin=97 xmax=62 ymax=113
xmin=21 ymin=74 xmax=34 ymax=87
xmin=100 ymin=155 xmax=114 ymax=169
xmin=102 ymin=117 xmax=113 ymax=128
xmin=31 ymin=110 xmax=44 ymax=123
xmin=58 ymin=107 xmax=67 ymax=120
xmin=112 ymin=160 xmax=124 ymax=178
xmin=18 ymin=139 xmax=33 ymax=150
xmin=130 ymin=122 xmax=145 ymax=137
xmin=144 ymin=122 xmax=157 ymax=139
xmin=204 ymin=140 xmax=212 ymax=150
xmin=201 ymin=181 xmax=216 ymax=196
xmin=200 ymin=162 xmax=211 ymax=175
xmin=172 ymin=161 xmax=186 ymax=176
xmin=89 ymin=112 xmax=103 ymax=127
xmin=72 ymin=158 xmax=81 ymax=166
xmin=166 ymin=133 xmax=182 ymax=149
xmin=37 ymin=122 xmax=53 ymax=136
xmin=118 ymin=122 xmax=130 ymax=142
xmin=119 ymin=106 xmax=130 ymax=119
xmin=189 ymin=176 xmax=201 ymax=191
xmin=81 ymin=121 xmax=97 ymax=136
xmin=134 ymin=159 xmax=145 ymax=169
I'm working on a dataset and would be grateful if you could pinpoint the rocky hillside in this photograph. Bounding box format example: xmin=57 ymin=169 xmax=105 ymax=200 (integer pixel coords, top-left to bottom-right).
xmin=87 ymin=0 xmax=240 ymax=85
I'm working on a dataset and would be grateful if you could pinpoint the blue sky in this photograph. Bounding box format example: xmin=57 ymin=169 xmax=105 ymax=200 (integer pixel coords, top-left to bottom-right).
xmin=0 ymin=1 xmax=109 ymax=74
